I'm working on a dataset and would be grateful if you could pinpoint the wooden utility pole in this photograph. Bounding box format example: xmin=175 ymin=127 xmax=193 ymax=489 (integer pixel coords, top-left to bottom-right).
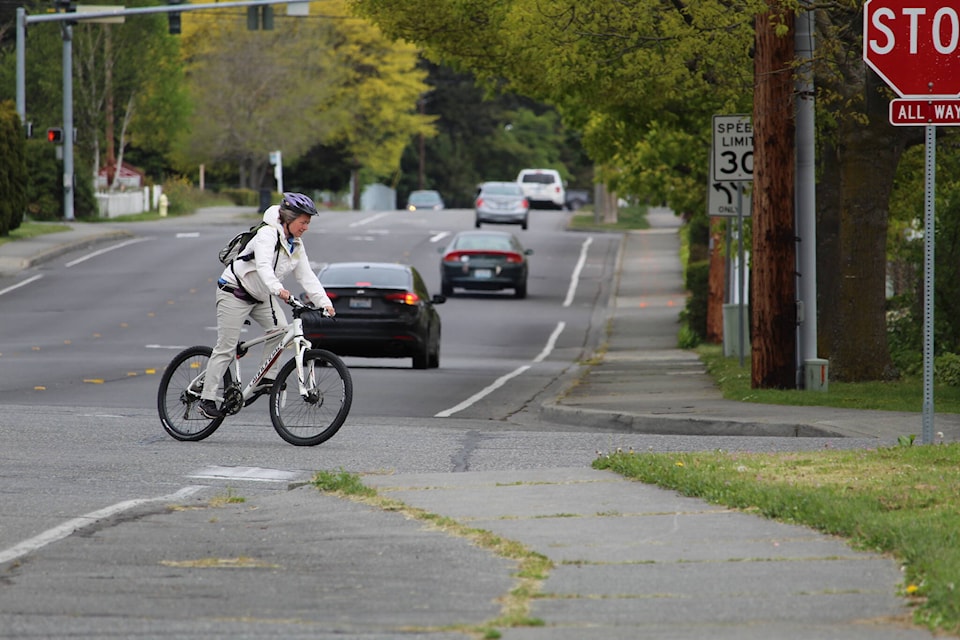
xmin=751 ymin=5 xmax=797 ymax=388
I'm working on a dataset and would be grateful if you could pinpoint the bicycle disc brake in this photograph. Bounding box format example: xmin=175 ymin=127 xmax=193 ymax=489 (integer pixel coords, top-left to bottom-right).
xmin=222 ymin=384 xmax=244 ymax=415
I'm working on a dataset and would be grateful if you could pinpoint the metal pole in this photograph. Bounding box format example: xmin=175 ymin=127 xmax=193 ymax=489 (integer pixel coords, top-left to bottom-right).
xmin=922 ymin=125 xmax=936 ymax=444
xmin=16 ymin=7 xmax=26 ymax=121
xmin=795 ymin=3 xmax=818 ymax=387
xmin=737 ymin=187 xmax=746 ymax=368
xmin=62 ymin=22 xmax=75 ymax=221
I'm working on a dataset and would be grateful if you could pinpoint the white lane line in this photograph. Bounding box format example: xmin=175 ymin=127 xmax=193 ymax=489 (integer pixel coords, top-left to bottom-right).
xmin=187 ymin=465 xmax=304 ymax=483
xmin=563 ymin=236 xmax=592 ymax=307
xmin=145 ymin=344 xmax=189 ymax=350
xmin=176 ymin=232 xmax=200 ymax=238
xmin=430 ymin=231 xmax=450 ymax=243
xmin=0 ymin=486 xmax=204 ymax=565
xmin=435 ymin=321 xmax=565 ymax=418
xmin=349 ymin=212 xmax=391 ymax=228
xmin=64 ymin=237 xmax=149 ymax=267
xmin=0 ymin=274 xmax=43 ymax=297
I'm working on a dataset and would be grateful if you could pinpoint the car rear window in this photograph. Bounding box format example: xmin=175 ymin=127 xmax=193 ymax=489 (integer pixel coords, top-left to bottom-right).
xmin=483 ymin=183 xmax=522 ymax=196
xmin=520 ymin=173 xmax=556 ymax=185
xmin=321 ymin=266 xmax=410 ymax=288
xmin=454 ymin=235 xmax=515 ymax=251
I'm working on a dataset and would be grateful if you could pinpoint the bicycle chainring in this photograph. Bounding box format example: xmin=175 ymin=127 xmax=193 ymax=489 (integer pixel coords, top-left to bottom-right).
xmin=222 ymin=385 xmax=244 ymax=415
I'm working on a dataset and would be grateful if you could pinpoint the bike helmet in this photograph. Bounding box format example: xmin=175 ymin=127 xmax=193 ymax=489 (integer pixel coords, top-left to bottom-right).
xmin=280 ymin=192 xmax=319 ymax=217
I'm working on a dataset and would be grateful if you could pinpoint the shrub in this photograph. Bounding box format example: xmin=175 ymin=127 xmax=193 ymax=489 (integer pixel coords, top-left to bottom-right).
xmin=684 ymin=260 xmax=709 ymax=341
xmin=935 ymin=352 xmax=960 ymax=387
xmin=0 ymin=101 xmax=27 ymax=235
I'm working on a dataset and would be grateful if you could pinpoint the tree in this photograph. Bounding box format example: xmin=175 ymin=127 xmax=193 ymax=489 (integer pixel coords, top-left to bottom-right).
xmin=177 ymin=0 xmax=434 ymax=199
xmin=812 ymin=3 xmax=915 ymax=381
xmin=0 ymin=100 xmax=27 ymax=235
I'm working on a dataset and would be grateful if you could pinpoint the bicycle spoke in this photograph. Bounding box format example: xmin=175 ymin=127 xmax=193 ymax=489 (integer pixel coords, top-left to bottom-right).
xmin=270 ymin=349 xmax=352 ymax=446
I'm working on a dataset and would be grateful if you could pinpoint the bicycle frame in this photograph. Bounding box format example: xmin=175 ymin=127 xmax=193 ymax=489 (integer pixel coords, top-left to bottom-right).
xmin=230 ymin=313 xmax=313 ymax=403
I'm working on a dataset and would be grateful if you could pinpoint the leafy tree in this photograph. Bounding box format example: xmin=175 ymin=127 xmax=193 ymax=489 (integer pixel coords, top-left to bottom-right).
xmin=0 ymin=100 xmax=27 ymax=235
xmin=176 ymin=0 xmax=434 ymax=203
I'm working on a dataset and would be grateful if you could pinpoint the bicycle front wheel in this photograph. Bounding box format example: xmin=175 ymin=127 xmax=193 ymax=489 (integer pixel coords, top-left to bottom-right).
xmin=270 ymin=349 xmax=353 ymax=446
xmin=157 ymin=345 xmax=229 ymax=442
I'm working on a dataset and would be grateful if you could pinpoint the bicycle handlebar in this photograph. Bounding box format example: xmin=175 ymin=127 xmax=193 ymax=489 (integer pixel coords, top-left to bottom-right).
xmin=287 ymin=295 xmax=333 ymax=318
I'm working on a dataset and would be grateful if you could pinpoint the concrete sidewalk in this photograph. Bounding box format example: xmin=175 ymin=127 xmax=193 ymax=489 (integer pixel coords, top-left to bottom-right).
xmin=542 ymin=206 xmax=960 ymax=445
xmin=0 ymin=207 xmax=947 ymax=638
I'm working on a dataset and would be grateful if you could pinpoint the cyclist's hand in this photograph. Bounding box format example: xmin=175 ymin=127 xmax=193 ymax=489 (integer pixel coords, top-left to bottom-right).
xmin=279 ymin=288 xmax=291 ymax=302
xmin=323 ymin=305 xmax=336 ymax=318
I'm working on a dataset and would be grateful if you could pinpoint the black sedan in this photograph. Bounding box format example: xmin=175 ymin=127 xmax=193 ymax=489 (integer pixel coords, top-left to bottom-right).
xmin=439 ymin=230 xmax=532 ymax=299
xmin=303 ymin=262 xmax=445 ymax=369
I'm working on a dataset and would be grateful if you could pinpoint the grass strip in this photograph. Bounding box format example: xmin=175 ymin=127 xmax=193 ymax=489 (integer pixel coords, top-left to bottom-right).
xmin=698 ymin=344 xmax=960 ymax=414
xmin=593 ymin=444 xmax=960 ymax=635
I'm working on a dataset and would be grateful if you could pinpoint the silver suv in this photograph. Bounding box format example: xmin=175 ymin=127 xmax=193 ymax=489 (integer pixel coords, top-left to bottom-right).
xmin=517 ymin=168 xmax=565 ymax=210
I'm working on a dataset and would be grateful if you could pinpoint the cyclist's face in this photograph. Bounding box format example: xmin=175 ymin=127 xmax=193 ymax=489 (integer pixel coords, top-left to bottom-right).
xmin=287 ymin=214 xmax=311 ymax=238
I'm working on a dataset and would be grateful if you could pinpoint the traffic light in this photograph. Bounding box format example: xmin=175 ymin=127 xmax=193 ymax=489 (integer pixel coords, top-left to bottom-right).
xmin=47 ymin=127 xmax=63 ymax=143
xmin=168 ymin=0 xmax=182 ymax=35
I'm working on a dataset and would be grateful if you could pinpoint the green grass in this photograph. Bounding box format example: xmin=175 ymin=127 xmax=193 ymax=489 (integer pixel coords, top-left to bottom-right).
xmin=594 ymin=445 xmax=960 ymax=635
xmin=0 ymin=221 xmax=71 ymax=246
xmin=698 ymin=344 xmax=960 ymax=413
xmin=566 ymin=203 xmax=651 ymax=231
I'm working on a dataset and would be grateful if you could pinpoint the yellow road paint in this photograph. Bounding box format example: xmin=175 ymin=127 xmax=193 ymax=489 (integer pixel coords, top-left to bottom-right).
xmin=83 ymin=379 xmax=105 ymax=384
xmin=34 ymin=386 xmax=46 ymax=391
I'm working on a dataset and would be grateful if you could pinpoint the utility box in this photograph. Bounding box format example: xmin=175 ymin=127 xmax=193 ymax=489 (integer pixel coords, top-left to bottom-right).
xmin=722 ymin=303 xmax=750 ymax=358
xmin=804 ymin=358 xmax=829 ymax=392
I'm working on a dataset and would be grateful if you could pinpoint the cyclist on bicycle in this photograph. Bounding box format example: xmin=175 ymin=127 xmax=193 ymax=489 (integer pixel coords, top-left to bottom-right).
xmin=199 ymin=192 xmax=335 ymax=419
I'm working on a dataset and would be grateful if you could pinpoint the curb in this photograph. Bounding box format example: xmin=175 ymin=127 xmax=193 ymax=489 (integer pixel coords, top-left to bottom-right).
xmin=538 ymin=401 xmax=846 ymax=438
xmin=0 ymin=229 xmax=134 ymax=276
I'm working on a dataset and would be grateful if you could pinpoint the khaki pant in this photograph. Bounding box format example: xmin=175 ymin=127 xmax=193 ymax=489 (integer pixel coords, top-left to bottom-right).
xmin=201 ymin=288 xmax=287 ymax=402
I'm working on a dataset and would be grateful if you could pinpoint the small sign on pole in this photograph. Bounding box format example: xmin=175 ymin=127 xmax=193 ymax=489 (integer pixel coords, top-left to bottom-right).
xmin=712 ymin=114 xmax=753 ymax=182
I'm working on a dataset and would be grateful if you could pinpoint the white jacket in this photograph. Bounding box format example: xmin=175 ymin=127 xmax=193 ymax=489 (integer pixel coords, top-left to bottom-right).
xmin=219 ymin=205 xmax=332 ymax=308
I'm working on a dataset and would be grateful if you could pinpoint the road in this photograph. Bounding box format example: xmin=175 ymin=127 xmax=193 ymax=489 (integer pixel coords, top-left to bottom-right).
xmin=0 ymin=206 xmax=621 ymax=560
xmin=0 ymin=207 xmax=618 ymax=418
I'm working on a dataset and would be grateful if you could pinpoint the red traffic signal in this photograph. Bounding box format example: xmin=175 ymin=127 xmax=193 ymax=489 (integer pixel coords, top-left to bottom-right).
xmin=46 ymin=127 xmax=64 ymax=143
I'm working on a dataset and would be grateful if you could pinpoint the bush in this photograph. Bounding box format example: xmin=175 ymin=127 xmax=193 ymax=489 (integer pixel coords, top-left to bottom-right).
xmin=0 ymin=100 xmax=27 ymax=235
xmin=684 ymin=260 xmax=709 ymax=342
xmin=24 ymin=141 xmax=97 ymax=221
xmin=935 ymin=352 xmax=960 ymax=387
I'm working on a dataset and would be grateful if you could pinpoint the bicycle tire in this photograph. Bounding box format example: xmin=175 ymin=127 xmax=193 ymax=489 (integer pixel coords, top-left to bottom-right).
xmin=269 ymin=349 xmax=353 ymax=446
xmin=157 ymin=345 xmax=230 ymax=442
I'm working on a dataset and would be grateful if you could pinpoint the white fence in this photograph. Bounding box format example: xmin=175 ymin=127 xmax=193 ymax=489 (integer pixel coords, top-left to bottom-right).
xmin=95 ymin=186 xmax=163 ymax=218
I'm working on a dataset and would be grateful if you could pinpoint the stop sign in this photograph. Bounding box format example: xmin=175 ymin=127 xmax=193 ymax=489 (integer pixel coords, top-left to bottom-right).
xmin=863 ymin=0 xmax=960 ymax=98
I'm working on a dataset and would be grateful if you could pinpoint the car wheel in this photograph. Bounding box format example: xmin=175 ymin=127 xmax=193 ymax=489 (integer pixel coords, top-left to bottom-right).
xmin=521 ymin=218 xmax=528 ymax=231
xmin=412 ymin=342 xmax=429 ymax=369
xmin=475 ymin=219 xmax=481 ymax=229
xmin=441 ymin=279 xmax=453 ymax=297
xmin=515 ymin=281 xmax=527 ymax=299
xmin=429 ymin=340 xmax=440 ymax=369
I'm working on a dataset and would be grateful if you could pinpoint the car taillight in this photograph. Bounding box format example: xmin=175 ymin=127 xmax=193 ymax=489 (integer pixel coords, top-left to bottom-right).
xmin=385 ymin=291 xmax=420 ymax=305
xmin=521 ymin=198 xmax=529 ymax=208
xmin=443 ymin=251 xmax=466 ymax=262
xmin=475 ymin=198 xmax=484 ymax=208
xmin=326 ymin=291 xmax=340 ymax=300
xmin=505 ymin=253 xmax=524 ymax=263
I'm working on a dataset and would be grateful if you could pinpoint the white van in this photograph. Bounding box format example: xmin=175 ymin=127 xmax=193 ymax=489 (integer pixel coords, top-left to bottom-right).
xmin=517 ymin=168 xmax=566 ymax=210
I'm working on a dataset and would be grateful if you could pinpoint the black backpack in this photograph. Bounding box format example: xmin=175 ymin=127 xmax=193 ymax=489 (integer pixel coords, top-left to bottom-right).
xmin=218 ymin=222 xmax=281 ymax=265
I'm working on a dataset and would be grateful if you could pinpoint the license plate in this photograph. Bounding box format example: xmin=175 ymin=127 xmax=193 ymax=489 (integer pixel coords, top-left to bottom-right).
xmin=473 ymin=269 xmax=492 ymax=279
xmin=349 ymin=297 xmax=372 ymax=309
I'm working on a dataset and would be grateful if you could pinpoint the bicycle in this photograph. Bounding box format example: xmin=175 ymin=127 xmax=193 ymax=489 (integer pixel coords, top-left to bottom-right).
xmin=157 ymin=297 xmax=353 ymax=446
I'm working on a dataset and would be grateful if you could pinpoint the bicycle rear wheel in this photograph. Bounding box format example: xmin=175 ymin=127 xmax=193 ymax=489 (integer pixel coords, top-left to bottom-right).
xmin=270 ymin=349 xmax=353 ymax=446
xmin=157 ymin=345 xmax=229 ymax=441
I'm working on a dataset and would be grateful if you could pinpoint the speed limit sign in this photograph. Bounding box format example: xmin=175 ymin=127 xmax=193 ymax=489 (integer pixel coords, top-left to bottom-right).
xmin=712 ymin=114 xmax=753 ymax=182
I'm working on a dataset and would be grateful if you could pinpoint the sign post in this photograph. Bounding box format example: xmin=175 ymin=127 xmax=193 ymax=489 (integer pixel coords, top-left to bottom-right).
xmin=711 ymin=115 xmax=753 ymax=366
xmin=862 ymin=0 xmax=958 ymax=444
